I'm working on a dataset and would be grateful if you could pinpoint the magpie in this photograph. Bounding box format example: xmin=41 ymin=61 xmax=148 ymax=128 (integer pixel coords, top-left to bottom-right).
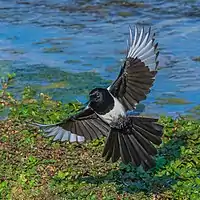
xmin=31 ymin=26 xmax=164 ymax=170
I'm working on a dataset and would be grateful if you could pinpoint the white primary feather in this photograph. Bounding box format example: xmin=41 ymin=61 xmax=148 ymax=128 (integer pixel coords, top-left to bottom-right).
xmin=129 ymin=27 xmax=144 ymax=57
xmin=132 ymin=26 xmax=138 ymax=50
xmin=135 ymin=39 xmax=153 ymax=58
xmin=29 ymin=122 xmax=85 ymax=143
xmin=133 ymin=30 xmax=150 ymax=58
xmin=127 ymin=26 xmax=158 ymax=71
xmin=128 ymin=26 xmax=133 ymax=48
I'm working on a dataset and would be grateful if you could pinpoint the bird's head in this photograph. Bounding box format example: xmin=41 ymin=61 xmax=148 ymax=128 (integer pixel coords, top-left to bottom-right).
xmin=88 ymin=88 xmax=114 ymax=114
xmin=89 ymin=88 xmax=105 ymax=103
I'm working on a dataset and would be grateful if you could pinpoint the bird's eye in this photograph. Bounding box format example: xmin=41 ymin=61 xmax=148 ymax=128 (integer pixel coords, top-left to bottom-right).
xmin=94 ymin=93 xmax=101 ymax=102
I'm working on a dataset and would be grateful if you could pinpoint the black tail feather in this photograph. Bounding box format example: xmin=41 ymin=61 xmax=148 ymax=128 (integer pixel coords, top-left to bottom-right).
xmin=102 ymin=116 xmax=164 ymax=170
xmin=111 ymin=133 xmax=120 ymax=162
xmin=133 ymin=128 xmax=157 ymax=156
xmin=102 ymin=131 xmax=115 ymax=161
xmin=133 ymin=123 xmax=162 ymax=145
xmin=123 ymin=134 xmax=141 ymax=166
xmin=118 ymin=132 xmax=131 ymax=165
xmin=129 ymin=133 xmax=155 ymax=169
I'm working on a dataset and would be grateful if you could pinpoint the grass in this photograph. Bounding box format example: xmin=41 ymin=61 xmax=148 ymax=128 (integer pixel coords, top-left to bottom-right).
xmin=0 ymin=75 xmax=200 ymax=199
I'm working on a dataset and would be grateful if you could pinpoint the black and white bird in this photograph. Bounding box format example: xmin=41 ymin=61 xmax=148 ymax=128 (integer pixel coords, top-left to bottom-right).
xmin=31 ymin=26 xmax=164 ymax=170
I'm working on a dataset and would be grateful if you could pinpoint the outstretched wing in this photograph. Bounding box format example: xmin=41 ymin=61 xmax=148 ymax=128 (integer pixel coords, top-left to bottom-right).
xmin=108 ymin=26 xmax=159 ymax=111
xmin=31 ymin=107 xmax=110 ymax=143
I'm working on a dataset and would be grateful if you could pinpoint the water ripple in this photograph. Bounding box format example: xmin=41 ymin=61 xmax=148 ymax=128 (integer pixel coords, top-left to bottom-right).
xmin=0 ymin=0 xmax=200 ymax=117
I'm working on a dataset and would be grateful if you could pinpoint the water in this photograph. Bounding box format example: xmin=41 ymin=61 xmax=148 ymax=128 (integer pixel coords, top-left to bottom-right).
xmin=0 ymin=0 xmax=200 ymax=118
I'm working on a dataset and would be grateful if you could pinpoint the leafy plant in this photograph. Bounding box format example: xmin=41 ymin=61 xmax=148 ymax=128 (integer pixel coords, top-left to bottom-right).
xmin=0 ymin=76 xmax=200 ymax=199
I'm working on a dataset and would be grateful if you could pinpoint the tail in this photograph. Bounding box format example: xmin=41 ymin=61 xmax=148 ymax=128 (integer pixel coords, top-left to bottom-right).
xmin=102 ymin=116 xmax=164 ymax=170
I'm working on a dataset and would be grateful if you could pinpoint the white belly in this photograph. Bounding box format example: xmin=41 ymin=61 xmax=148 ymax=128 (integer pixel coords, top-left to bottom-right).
xmin=98 ymin=96 xmax=126 ymax=124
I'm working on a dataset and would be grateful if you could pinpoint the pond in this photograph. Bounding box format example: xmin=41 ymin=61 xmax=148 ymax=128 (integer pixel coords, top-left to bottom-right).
xmin=0 ymin=0 xmax=200 ymax=118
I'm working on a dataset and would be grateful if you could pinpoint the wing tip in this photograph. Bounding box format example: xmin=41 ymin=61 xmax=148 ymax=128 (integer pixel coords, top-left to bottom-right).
xmin=127 ymin=25 xmax=158 ymax=61
xmin=28 ymin=121 xmax=86 ymax=144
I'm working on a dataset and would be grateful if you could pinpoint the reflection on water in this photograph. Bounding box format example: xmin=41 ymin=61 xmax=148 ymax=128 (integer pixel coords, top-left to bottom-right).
xmin=0 ymin=0 xmax=200 ymax=118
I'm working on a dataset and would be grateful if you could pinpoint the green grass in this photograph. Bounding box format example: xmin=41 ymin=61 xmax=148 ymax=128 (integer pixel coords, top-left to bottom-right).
xmin=0 ymin=76 xmax=200 ymax=199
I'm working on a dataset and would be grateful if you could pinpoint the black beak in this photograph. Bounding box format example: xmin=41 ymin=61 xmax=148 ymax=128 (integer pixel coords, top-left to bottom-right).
xmin=89 ymin=93 xmax=96 ymax=99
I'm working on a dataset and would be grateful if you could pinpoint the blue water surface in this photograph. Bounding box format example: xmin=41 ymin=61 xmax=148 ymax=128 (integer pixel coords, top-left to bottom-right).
xmin=0 ymin=0 xmax=200 ymax=118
